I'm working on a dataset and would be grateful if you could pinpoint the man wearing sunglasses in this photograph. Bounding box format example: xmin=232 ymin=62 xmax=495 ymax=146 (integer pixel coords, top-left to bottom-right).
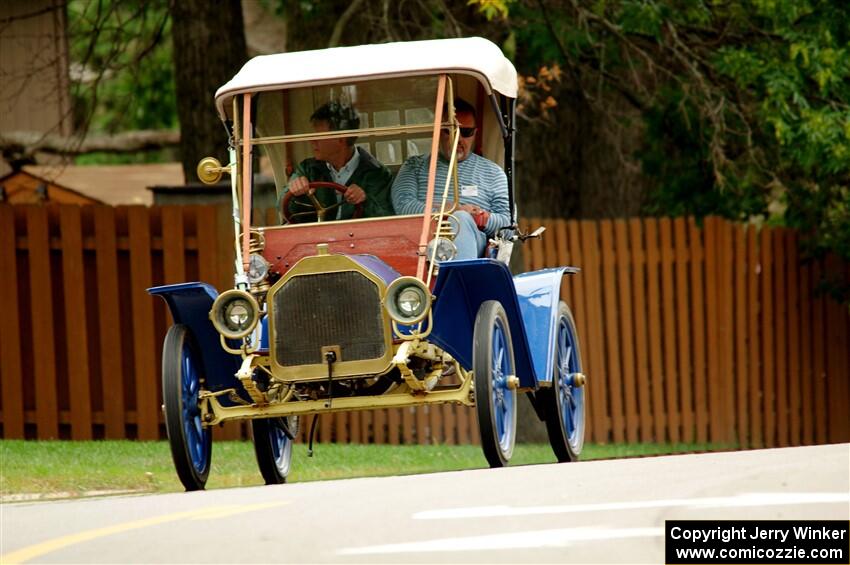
xmin=391 ymin=97 xmax=511 ymax=259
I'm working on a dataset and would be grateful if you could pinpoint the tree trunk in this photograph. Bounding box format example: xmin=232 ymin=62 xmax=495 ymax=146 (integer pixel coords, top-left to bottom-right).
xmin=170 ymin=0 xmax=247 ymax=183
xmin=516 ymin=81 xmax=646 ymax=220
xmin=515 ymin=86 xmax=587 ymax=219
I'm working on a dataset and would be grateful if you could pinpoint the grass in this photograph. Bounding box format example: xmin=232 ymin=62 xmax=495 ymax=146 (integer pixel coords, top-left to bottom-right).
xmin=0 ymin=441 xmax=731 ymax=498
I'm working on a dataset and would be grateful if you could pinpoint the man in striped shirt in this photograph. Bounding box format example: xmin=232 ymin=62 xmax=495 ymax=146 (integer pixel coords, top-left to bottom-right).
xmin=391 ymin=98 xmax=511 ymax=259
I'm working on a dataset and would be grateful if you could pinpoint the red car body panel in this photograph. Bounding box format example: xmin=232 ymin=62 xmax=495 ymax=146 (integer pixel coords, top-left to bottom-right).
xmin=262 ymin=215 xmax=432 ymax=277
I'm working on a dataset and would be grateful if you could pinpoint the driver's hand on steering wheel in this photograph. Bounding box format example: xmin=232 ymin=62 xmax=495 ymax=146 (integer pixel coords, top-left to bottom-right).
xmin=344 ymin=183 xmax=367 ymax=205
xmin=288 ymin=176 xmax=311 ymax=196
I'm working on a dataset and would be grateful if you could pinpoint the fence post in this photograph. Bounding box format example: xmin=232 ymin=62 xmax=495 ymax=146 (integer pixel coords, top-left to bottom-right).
xmin=760 ymin=228 xmax=776 ymax=446
xmin=733 ymin=224 xmax=749 ymax=448
xmin=825 ymin=255 xmax=850 ymax=443
xmin=600 ymin=220 xmax=625 ymax=443
xmin=746 ymin=226 xmax=762 ymax=448
xmin=785 ymin=231 xmax=801 ymax=446
xmin=629 ymin=219 xmax=652 ymax=443
xmin=128 ymin=206 xmax=159 ymax=440
xmin=94 ymin=206 xmax=126 ymax=439
xmin=674 ymin=218 xmax=694 ymax=443
xmin=0 ymin=206 xmax=24 ymax=438
xmin=578 ymin=221 xmax=608 ymax=442
xmin=646 ymin=219 xmax=667 ymax=442
xmin=773 ymin=229 xmax=789 ymax=447
xmin=615 ymin=220 xmax=639 ymax=443
xmin=60 ymin=206 xmax=93 ymax=440
xmin=717 ymin=219 xmax=735 ymax=445
xmin=660 ymin=218 xmax=681 ymax=443
xmin=27 ymin=206 xmax=59 ymax=439
xmin=688 ymin=218 xmax=708 ymax=444
xmin=811 ymin=260 xmax=828 ymax=444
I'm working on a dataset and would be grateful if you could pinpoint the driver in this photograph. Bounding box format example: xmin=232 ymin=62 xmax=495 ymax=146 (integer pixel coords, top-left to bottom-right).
xmin=283 ymin=101 xmax=393 ymax=222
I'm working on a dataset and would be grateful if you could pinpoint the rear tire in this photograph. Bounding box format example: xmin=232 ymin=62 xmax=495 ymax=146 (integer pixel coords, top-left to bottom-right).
xmin=473 ymin=300 xmax=517 ymax=467
xmin=162 ymin=324 xmax=212 ymax=491
xmin=542 ymin=302 xmax=585 ymax=462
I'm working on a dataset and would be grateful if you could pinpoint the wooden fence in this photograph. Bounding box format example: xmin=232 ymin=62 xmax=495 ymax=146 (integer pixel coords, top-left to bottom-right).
xmin=522 ymin=216 xmax=849 ymax=447
xmin=0 ymin=204 xmax=848 ymax=447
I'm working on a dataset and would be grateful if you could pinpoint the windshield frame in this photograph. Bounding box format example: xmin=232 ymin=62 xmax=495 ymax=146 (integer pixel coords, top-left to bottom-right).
xmin=231 ymin=73 xmax=513 ymax=283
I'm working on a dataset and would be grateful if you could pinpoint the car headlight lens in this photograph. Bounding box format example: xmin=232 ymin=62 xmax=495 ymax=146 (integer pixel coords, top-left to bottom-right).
xmin=385 ymin=277 xmax=431 ymax=324
xmin=398 ymin=287 xmax=424 ymax=317
xmin=210 ymin=289 xmax=260 ymax=339
xmin=425 ymin=237 xmax=457 ymax=263
xmin=225 ymin=299 xmax=251 ymax=329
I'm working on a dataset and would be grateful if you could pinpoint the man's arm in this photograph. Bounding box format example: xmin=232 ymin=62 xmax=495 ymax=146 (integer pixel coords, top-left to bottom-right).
xmin=286 ymin=159 xmax=312 ymax=191
xmin=481 ymin=165 xmax=512 ymax=236
xmin=277 ymin=165 xmax=307 ymax=218
xmin=280 ymin=159 xmax=314 ymax=201
xmin=391 ymin=157 xmax=427 ymax=215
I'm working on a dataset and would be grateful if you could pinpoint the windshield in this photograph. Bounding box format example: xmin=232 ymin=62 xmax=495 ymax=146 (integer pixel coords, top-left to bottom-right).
xmin=255 ymin=76 xmax=439 ymax=204
xmin=247 ymin=74 xmax=508 ymax=222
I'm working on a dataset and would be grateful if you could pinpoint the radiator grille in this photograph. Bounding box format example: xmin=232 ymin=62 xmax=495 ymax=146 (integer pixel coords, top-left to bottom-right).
xmin=273 ymin=271 xmax=385 ymax=366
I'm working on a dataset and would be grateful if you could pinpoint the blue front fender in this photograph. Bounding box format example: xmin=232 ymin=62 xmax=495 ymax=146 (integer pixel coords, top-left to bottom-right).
xmin=430 ymin=260 xmax=538 ymax=388
xmin=147 ymin=282 xmax=245 ymax=401
xmin=430 ymin=261 xmax=578 ymax=389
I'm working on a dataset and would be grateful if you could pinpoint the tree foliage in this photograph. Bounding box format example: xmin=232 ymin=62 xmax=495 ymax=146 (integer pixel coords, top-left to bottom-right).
xmin=63 ymin=0 xmax=247 ymax=177
xmin=67 ymin=0 xmax=177 ymax=163
xmin=488 ymin=0 xmax=850 ymax=266
xmin=265 ymin=0 xmax=495 ymax=49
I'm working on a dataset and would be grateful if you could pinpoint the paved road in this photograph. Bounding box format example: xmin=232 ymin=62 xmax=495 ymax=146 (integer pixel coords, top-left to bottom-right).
xmin=2 ymin=444 xmax=848 ymax=564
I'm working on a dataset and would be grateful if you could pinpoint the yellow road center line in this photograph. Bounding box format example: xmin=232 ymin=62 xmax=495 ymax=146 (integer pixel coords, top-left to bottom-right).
xmin=1 ymin=501 xmax=288 ymax=564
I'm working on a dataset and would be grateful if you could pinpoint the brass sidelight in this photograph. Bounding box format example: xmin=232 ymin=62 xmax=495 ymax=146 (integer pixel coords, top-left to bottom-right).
xmin=196 ymin=156 xmax=232 ymax=185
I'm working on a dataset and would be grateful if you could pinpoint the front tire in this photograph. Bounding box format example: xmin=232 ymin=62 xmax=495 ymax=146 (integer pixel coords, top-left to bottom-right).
xmin=162 ymin=324 xmax=212 ymax=491
xmin=542 ymin=302 xmax=586 ymax=462
xmin=252 ymin=417 xmax=297 ymax=485
xmin=473 ymin=300 xmax=517 ymax=467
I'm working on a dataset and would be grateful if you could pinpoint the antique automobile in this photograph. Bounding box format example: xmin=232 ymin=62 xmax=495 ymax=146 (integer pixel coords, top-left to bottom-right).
xmin=149 ymin=37 xmax=587 ymax=491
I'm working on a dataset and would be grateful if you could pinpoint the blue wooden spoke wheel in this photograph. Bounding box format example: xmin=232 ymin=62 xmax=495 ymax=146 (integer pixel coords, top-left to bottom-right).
xmin=252 ymin=416 xmax=297 ymax=485
xmin=473 ymin=300 xmax=517 ymax=467
xmin=162 ymin=324 xmax=212 ymax=491
xmin=543 ymin=301 xmax=586 ymax=462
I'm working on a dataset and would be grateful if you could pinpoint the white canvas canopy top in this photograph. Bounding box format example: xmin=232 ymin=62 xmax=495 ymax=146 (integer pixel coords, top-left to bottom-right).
xmin=215 ymin=37 xmax=518 ymax=120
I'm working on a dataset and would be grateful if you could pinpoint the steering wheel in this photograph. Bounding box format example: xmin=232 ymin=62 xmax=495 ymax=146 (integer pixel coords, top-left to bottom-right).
xmin=281 ymin=181 xmax=365 ymax=224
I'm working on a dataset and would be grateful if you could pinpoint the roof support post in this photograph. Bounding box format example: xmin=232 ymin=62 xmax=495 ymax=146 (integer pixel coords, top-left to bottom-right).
xmin=241 ymin=93 xmax=253 ymax=274
xmin=417 ymin=74 xmax=447 ymax=280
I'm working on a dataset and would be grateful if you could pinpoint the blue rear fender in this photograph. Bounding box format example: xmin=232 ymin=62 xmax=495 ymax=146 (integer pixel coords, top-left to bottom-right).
xmin=513 ymin=267 xmax=579 ymax=386
xmin=147 ymin=282 xmax=246 ymax=401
